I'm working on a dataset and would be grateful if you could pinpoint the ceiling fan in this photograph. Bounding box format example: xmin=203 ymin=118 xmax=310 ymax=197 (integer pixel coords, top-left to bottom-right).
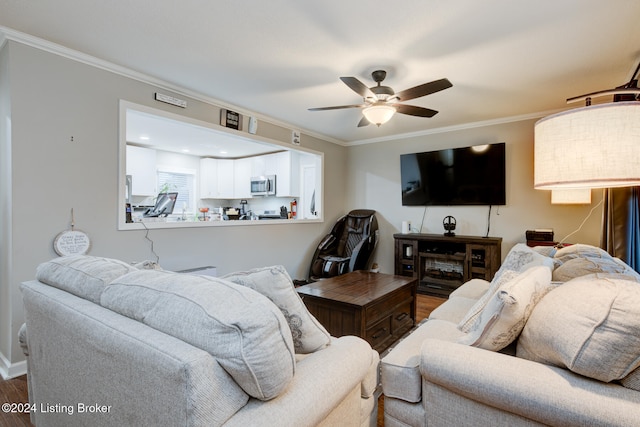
xmin=309 ymin=70 xmax=452 ymax=127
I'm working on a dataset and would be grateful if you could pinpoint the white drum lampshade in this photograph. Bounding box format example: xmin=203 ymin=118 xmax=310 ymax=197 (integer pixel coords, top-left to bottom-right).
xmin=534 ymin=102 xmax=640 ymax=189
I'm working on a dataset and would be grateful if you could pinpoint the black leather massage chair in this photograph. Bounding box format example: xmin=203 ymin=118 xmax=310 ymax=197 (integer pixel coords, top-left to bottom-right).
xmin=308 ymin=209 xmax=379 ymax=281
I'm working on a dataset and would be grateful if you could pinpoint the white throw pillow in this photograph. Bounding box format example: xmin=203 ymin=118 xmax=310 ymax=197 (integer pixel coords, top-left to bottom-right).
xmin=457 ymin=266 xmax=554 ymax=351
xmin=223 ymin=265 xmax=331 ymax=353
xmin=458 ymin=244 xmax=554 ymax=333
xmin=101 ymin=269 xmax=296 ymax=400
xmin=517 ymin=275 xmax=640 ymax=382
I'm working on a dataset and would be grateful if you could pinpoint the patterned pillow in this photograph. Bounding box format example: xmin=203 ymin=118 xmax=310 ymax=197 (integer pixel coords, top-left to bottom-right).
xmin=458 ymin=244 xmax=554 ymax=333
xmin=621 ymin=367 xmax=640 ymax=391
xmin=223 ymin=265 xmax=331 ymax=353
xmin=457 ymin=266 xmax=555 ymax=351
xmin=552 ymin=256 xmax=640 ymax=282
xmin=553 ymin=244 xmax=612 ymax=263
xmin=517 ymin=275 xmax=640 ymax=382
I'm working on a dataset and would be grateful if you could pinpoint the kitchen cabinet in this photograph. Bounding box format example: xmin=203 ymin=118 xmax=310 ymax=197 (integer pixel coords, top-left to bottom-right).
xmin=201 ymin=152 xmax=300 ymax=200
xmin=126 ymin=145 xmax=157 ymax=196
xmin=249 ymin=151 xmax=299 ymax=197
xmin=275 ymin=151 xmax=300 ymax=197
xmin=233 ymin=158 xmax=253 ymax=199
xmin=200 ymin=158 xmax=234 ymax=199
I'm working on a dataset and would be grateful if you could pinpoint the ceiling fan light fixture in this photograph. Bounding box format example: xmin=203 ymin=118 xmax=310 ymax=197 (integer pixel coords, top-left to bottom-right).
xmin=363 ymin=104 xmax=396 ymax=126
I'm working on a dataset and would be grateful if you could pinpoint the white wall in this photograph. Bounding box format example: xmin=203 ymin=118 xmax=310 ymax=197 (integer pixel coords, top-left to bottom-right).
xmin=345 ymin=120 xmax=602 ymax=274
xmin=0 ymin=40 xmax=347 ymax=375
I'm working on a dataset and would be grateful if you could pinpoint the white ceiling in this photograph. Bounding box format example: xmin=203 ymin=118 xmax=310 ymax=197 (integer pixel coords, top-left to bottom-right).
xmin=1 ymin=0 xmax=640 ymax=144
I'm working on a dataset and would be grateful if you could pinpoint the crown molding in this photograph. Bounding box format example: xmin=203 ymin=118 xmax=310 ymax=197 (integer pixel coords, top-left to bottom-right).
xmin=346 ymin=108 xmax=569 ymax=146
xmin=0 ymin=26 xmax=569 ymax=149
xmin=0 ymin=26 xmax=345 ymax=146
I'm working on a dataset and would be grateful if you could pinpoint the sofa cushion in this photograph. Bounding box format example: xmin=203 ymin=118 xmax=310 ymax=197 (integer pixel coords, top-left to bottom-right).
xmin=381 ymin=319 xmax=465 ymax=403
xmin=457 ymin=266 xmax=555 ymax=351
xmin=36 ymin=255 xmax=137 ymax=303
xmin=101 ymin=269 xmax=296 ymax=400
xmin=429 ymin=296 xmax=478 ymax=323
xmin=517 ymin=275 xmax=640 ymax=382
xmin=458 ymin=244 xmax=554 ymax=333
xmin=222 ymin=265 xmax=331 ymax=353
xmin=448 ymin=278 xmax=491 ymax=299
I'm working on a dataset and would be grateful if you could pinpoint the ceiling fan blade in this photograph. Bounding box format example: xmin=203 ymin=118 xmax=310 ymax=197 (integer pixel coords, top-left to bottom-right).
xmin=394 ymin=104 xmax=439 ymax=118
xmin=308 ymin=104 xmax=366 ymax=111
xmin=357 ymin=116 xmax=370 ymax=127
xmin=395 ymin=78 xmax=452 ymax=102
xmin=340 ymin=77 xmax=376 ymax=98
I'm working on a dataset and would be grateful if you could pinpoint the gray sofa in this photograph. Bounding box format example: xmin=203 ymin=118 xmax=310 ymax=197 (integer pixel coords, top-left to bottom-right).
xmin=381 ymin=243 xmax=640 ymax=427
xmin=20 ymin=257 xmax=380 ymax=427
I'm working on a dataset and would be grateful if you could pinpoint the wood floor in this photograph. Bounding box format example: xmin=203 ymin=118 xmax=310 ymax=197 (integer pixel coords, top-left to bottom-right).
xmin=0 ymin=374 xmax=31 ymax=427
xmin=0 ymin=293 xmax=445 ymax=427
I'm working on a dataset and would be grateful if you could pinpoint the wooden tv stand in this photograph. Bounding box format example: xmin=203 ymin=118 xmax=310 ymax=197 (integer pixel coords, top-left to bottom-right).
xmin=394 ymin=233 xmax=502 ymax=297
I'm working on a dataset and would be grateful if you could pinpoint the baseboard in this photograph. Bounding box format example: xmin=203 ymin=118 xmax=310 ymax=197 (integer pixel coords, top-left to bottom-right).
xmin=0 ymin=351 xmax=27 ymax=380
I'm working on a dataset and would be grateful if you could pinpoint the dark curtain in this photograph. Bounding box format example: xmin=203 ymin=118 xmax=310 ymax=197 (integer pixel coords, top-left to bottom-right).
xmin=601 ymin=187 xmax=640 ymax=271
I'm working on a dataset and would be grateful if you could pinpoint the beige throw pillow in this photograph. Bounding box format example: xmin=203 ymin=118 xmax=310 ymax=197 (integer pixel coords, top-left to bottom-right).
xmin=458 ymin=244 xmax=554 ymax=333
xmin=457 ymin=266 xmax=554 ymax=351
xmin=552 ymin=256 xmax=640 ymax=282
xmin=517 ymin=275 xmax=640 ymax=382
xmin=553 ymin=243 xmax=612 ymax=263
xmin=223 ymin=265 xmax=331 ymax=353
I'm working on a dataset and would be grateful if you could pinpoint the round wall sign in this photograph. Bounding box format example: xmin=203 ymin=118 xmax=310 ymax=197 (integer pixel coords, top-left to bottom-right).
xmin=53 ymin=229 xmax=91 ymax=256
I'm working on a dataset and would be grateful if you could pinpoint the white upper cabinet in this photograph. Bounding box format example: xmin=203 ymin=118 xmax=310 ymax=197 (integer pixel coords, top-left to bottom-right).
xmin=246 ymin=152 xmax=299 ymax=197
xmin=126 ymin=145 xmax=157 ymax=196
xmin=200 ymin=158 xmax=235 ymax=199
xmin=274 ymin=151 xmax=300 ymax=197
xmin=233 ymin=158 xmax=253 ymax=199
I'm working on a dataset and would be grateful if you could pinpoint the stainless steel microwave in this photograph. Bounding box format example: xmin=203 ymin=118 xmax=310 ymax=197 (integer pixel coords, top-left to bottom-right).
xmin=250 ymin=175 xmax=276 ymax=196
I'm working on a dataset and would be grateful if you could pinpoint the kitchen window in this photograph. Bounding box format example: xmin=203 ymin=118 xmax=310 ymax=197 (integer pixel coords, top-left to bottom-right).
xmin=157 ymin=167 xmax=196 ymax=215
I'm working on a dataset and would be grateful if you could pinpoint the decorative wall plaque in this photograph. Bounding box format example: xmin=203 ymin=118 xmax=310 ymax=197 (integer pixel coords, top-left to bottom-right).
xmin=220 ymin=109 xmax=242 ymax=130
xmin=53 ymin=208 xmax=91 ymax=256
xmin=54 ymin=229 xmax=91 ymax=256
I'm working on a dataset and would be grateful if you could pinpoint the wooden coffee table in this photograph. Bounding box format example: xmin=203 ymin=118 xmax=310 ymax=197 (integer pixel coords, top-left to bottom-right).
xmin=296 ymin=271 xmax=417 ymax=353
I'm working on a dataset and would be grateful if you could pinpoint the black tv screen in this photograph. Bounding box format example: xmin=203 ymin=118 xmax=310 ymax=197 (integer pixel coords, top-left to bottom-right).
xmin=400 ymin=143 xmax=506 ymax=206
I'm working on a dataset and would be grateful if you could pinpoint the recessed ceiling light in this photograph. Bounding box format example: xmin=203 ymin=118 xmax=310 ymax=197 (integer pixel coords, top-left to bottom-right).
xmin=140 ymin=135 xmax=150 ymax=141
xmin=220 ymin=150 xmax=228 ymax=154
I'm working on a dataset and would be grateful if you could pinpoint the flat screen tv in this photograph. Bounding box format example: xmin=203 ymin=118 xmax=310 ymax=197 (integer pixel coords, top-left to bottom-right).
xmin=400 ymin=143 xmax=506 ymax=206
